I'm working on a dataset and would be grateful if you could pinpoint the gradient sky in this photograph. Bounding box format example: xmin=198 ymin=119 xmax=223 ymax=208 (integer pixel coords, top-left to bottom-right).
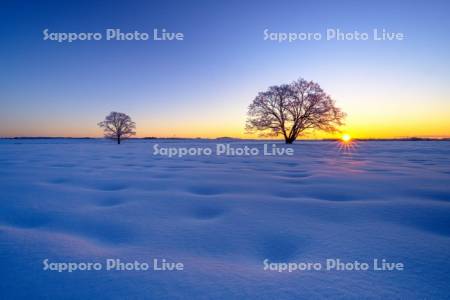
xmin=1 ymin=0 xmax=449 ymax=138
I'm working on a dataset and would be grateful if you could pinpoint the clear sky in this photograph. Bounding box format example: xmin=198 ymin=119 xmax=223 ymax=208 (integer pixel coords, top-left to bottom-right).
xmin=1 ymin=0 xmax=449 ymax=138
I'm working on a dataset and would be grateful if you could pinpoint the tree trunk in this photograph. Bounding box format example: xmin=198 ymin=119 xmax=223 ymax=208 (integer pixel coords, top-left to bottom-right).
xmin=117 ymin=136 xmax=121 ymax=144
xmin=285 ymin=137 xmax=295 ymax=144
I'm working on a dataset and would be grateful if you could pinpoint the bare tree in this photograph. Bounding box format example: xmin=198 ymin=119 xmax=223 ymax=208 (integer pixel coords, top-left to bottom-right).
xmin=246 ymin=78 xmax=345 ymax=144
xmin=98 ymin=112 xmax=136 ymax=144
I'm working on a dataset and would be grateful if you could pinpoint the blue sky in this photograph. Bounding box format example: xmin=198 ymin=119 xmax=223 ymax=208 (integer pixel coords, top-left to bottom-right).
xmin=1 ymin=0 xmax=449 ymax=138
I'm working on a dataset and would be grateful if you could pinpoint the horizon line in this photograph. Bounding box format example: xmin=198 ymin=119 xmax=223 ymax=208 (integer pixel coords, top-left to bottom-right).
xmin=1 ymin=136 xmax=449 ymax=141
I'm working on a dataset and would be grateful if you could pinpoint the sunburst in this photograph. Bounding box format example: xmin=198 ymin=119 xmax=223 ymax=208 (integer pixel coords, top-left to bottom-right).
xmin=337 ymin=134 xmax=358 ymax=153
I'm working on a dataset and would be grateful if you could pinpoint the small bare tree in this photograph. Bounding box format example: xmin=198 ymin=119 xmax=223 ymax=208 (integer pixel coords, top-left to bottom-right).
xmin=246 ymin=78 xmax=345 ymax=144
xmin=98 ymin=112 xmax=136 ymax=144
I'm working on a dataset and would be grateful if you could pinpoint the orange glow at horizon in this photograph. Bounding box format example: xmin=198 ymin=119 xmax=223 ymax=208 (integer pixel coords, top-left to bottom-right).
xmin=3 ymin=123 xmax=450 ymax=139
xmin=2 ymin=110 xmax=450 ymax=139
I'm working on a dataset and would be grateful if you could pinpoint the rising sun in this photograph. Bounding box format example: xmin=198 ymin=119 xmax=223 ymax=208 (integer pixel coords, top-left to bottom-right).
xmin=341 ymin=134 xmax=351 ymax=143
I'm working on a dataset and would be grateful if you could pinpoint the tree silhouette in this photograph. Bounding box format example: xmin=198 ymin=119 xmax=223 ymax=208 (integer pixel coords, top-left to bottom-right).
xmin=246 ymin=78 xmax=345 ymax=144
xmin=98 ymin=112 xmax=136 ymax=144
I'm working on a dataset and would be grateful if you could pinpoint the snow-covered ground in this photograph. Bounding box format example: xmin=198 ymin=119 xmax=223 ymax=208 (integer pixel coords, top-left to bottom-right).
xmin=0 ymin=139 xmax=449 ymax=299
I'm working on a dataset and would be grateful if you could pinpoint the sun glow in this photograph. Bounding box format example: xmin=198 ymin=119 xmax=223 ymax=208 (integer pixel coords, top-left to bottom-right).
xmin=341 ymin=134 xmax=352 ymax=143
xmin=337 ymin=133 xmax=357 ymax=153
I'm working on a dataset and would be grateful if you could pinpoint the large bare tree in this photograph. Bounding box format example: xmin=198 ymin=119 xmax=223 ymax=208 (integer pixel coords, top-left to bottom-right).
xmin=98 ymin=112 xmax=136 ymax=144
xmin=246 ymin=78 xmax=345 ymax=144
